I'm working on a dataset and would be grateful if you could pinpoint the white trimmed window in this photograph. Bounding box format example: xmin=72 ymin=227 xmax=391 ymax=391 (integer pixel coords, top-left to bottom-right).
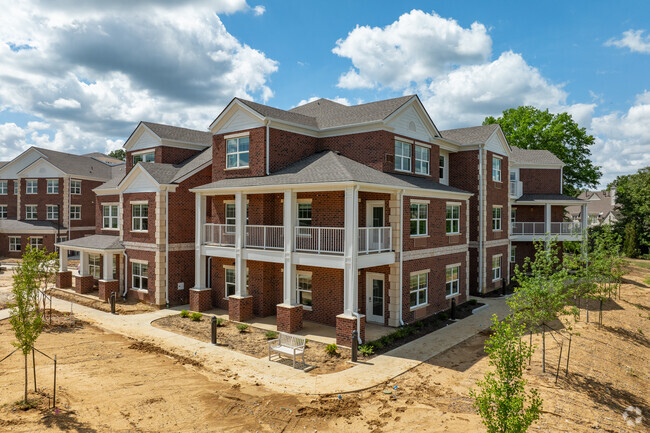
xmin=29 ymin=237 xmax=43 ymax=250
xmin=71 ymin=180 xmax=81 ymax=194
xmin=225 ymin=203 xmax=236 ymax=233
xmin=492 ymin=157 xmax=502 ymax=182
xmin=89 ymin=254 xmax=101 ymax=279
xmin=133 ymin=152 xmax=154 ymax=165
xmin=26 ymin=179 xmax=37 ymax=194
xmin=409 ymin=271 xmax=428 ymax=308
xmin=0 ymin=180 xmax=6 ymax=194
xmin=132 ymin=204 xmax=148 ymax=231
xmin=446 ymin=204 xmax=460 ymax=234
xmin=70 ymin=205 xmax=81 ymax=220
xmin=9 ymin=237 xmax=21 ymax=252
xmin=414 ymin=145 xmax=430 ymax=175
xmin=446 ymin=265 xmax=460 ymax=297
xmin=47 ymin=179 xmax=59 ymax=194
xmin=510 ymin=246 xmax=516 ymax=263
xmin=395 ymin=140 xmax=411 ymax=172
xmin=46 ymin=205 xmax=59 ymax=220
xmin=225 ymin=268 xmax=236 ymax=297
xmin=492 ymin=207 xmax=502 ymax=231
xmin=296 ymin=272 xmax=312 ymax=308
xmin=0 ymin=205 xmax=6 ymax=219
xmin=297 ymin=202 xmax=312 ymax=227
xmin=410 ymin=202 xmax=428 ymax=236
xmin=439 ymin=154 xmax=448 ymax=184
xmin=226 ymin=136 xmax=249 ymax=169
xmin=132 ymin=262 xmax=148 ymax=290
xmin=492 ymin=255 xmax=502 ymax=281
xmin=13 ymin=181 xmax=17 ymax=195
xmin=26 ymin=205 xmax=37 ymax=220
xmin=103 ymin=205 xmax=119 ymax=229
xmin=510 ymin=208 xmax=516 ymax=225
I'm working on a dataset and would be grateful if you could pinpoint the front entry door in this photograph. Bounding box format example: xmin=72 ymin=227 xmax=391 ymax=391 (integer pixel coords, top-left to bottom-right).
xmin=366 ymin=273 xmax=385 ymax=324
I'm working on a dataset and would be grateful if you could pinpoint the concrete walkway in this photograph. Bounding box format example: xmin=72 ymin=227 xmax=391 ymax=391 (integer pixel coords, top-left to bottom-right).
xmin=0 ymin=296 xmax=509 ymax=395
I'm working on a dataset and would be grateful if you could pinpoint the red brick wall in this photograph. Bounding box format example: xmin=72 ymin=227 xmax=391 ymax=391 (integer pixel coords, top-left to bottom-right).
xmin=520 ymin=168 xmax=562 ymax=194
xmin=449 ymin=150 xmax=479 ymax=241
xmin=0 ymin=179 xmax=18 ymax=219
xmin=95 ymin=194 xmax=120 ymax=235
xmin=212 ymin=127 xmax=266 ymax=180
xmin=486 ymin=152 xmax=509 ymax=242
xmin=513 ymin=205 xmax=565 ymax=223
xmin=358 ymin=265 xmax=391 ymax=325
xmin=123 ymin=192 xmax=156 ymax=244
xmin=70 ymin=179 xmax=102 ymax=229
xmin=268 ymin=128 xmax=318 ymax=173
xmin=246 ymin=193 xmax=283 ymax=226
xmin=0 ymin=233 xmax=57 ymax=258
xmin=168 ymin=166 xmax=212 ymax=244
xmin=20 ymin=178 xmax=63 ymax=221
xmin=485 ymin=245 xmax=509 ymax=293
xmin=167 ymin=250 xmax=194 ymax=305
xmin=158 ymin=146 xmax=202 ymax=166
xmin=469 ymin=248 xmax=479 ymax=294
xmin=296 ymin=191 xmax=344 ymax=227
xmin=298 ymin=265 xmax=344 ymax=326
xmin=358 ymin=192 xmax=390 ymax=228
xmin=403 ymin=196 xmax=467 ymax=251
xmin=125 ymin=249 xmax=156 ymax=303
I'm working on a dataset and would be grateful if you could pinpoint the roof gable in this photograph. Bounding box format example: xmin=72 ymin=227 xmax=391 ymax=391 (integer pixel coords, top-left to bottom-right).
xmin=385 ymin=97 xmax=439 ymax=142
xmin=118 ymin=163 xmax=162 ymax=193
xmin=0 ymin=147 xmax=47 ymax=179
xmin=210 ymin=101 xmax=266 ymax=134
xmin=17 ymin=158 xmax=66 ymax=178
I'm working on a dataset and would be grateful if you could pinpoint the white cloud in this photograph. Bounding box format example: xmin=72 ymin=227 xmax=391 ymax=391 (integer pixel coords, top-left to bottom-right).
xmin=295 ymin=96 xmax=351 ymax=108
xmin=605 ymin=29 xmax=650 ymax=54
xmin=252 ymin=5 xmax=265 ymax=16
xmin=50 ymin=98 xmax=82 ymax=109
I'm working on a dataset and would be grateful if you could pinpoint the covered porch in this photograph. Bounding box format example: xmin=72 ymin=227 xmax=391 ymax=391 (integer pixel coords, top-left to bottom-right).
xmin=510 ymin=194 xmax=588 ymax=241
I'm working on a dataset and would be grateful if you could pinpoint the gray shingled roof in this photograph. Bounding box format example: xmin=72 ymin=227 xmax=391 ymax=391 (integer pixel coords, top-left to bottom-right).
xmin=34 ymin=147 xmax=115 ymax=179
xmin=142 ymin=121 xmax=213 ymax=145
xmin=172 ymin=147 xmax=212 ymax=181
xmin=0 ymin=219 xmax=59 ymax=232
xmin=567 ymin=189 xmax=617 ymax=217
xmin=440 ymin=124 xmax=499 ymax=144
xmin=237 ymin=99 xmax=319 ymax=128
xmin=138 ymin=162 xmax=180 ymax=184
xmin=516 ymin=194 xmax=585 ymax=202
xmin=96 ymin=164 xmax=126 ymax=190
xmin=510 ymin=146 xmax=564 ymax=166
xmin=194 ymin=151 xmax=471 ymax=195
xmin=56 ymin=235 xmax=123 ymax=250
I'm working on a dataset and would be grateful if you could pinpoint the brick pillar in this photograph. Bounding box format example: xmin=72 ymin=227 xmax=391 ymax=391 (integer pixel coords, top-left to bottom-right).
xmin=228 ymin=295 xmax=253 ymax=322
xmin=276 ymin=304 xmax=303 ymax=334
xmin=189 ymin=288 xmax=212 ymax=312
xmin=74 ymin=275 xmax=94 ymax=294
xmin=336 ymin=314 xmax=365 ymax=347
xmin=56 ymin=271 xmax=72 ymax=289
xmin=98 ymin=280 xmax=120 ymax=302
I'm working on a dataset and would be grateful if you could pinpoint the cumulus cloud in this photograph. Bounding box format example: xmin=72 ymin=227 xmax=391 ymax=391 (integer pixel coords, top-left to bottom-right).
xmin=252 ymin=5 xmax=266 ymax=16
xmin=294 ymin=96 xmax=351 ymax=108
xmin=605 ymin=29 xmax=650 ymax=54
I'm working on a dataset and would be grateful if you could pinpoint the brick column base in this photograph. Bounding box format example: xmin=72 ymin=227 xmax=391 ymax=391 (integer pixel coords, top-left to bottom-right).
xmin=276 ymin=304 xmax=303 ymax=334
xmin=74 ymin=275 xmax=94 ymax=294
xmin=56 ymin=271 xmax=72 ymax=289
xmin=98 ymin=280 xmax=120 ymax=302
xmin=190 ymin=288 xmax=212 ymax=312
xmin=336 ymin=314 xmax=365 ymax=347
xmin=228 ymin=295 xmax=253 ymax=322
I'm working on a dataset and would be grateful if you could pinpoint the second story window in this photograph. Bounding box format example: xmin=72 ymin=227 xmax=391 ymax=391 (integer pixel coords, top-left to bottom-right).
xmin=225 ymin=203 xmax=236 ymax=232
xmin=510 ymin=208 xmax=517 ymax=225
xmin=414 ymin=145 xmax=430 ymax=175
xmin=492 ymin=206 xmax=502 ymax=231
xmin=492 ymin=157 xmax=502 ymax=182
xmin=103 ymin=205 xmax=119 ymax=229
xmin=394 ymin=140 xmax=411 ymax=172
xmin=47 ymin=179 xmax=59 ymax=194
xmin=446 ymin=204 xmax=460 ymax=234
xmin=0 ymin=180 xmax=7 ymax=194
xmin=46 ymin=205 xmax=59 ymax=220
xmin=26 ymin=205 xmax=37 ymax=220
xmin=226 ymin=136 xmax=249 ymax=169
xmin=133 ymin=152 xmax=155 ymax=165
xmin=0 ymin=205 xmax=7 ymax=219
xmin=132 ymin=204 xmax=148 ymax=231
xmin=439 ymin=155 xmax=447 ymax=183
xmin=13 ymin=181 xmax=17 ymax=195
xmin=70 ymin=205 xmax=81 ymax=220
xmin=71 ymin=180 xmax=81 ymax=194
xmin=26 ymin=179 xmax=37 ymax=194
xmin=297 ymin=202 xmax=312 ymax=235
xmin=410 ymin=202 xmax=428 ymax=236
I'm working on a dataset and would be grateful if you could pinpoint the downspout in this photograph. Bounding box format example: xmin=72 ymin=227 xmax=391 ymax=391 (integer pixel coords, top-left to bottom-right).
xmin=122 ymin=251 xmax=129 ymax=298
xmin=67 ymin=176 xmax=71 ymax=242
xmin=165 ymin=187 xmax=169 ymax=307
xmin=478 ymin=145 xmax=484 ymax=294
xmin=265 ymin=120 xmax=270 ymax=175
xmin=399 ymin=188 xmax=405 ymax=326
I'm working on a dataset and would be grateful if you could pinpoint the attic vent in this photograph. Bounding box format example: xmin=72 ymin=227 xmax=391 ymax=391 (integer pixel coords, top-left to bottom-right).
xmin=408 ymin=121 xmax=416 ymax=132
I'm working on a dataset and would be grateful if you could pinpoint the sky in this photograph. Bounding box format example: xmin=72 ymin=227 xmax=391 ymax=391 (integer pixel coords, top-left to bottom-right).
xmin=0 ymin=0 xmax=649 ymax=188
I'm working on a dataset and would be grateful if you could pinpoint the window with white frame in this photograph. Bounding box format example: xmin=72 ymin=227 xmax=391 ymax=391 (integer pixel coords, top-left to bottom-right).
xmin=510 ymin=208 xmax=516 ymax=225
xmin=394 ymin=140 xmax=411 ymax=172
xmin=446 ymin=265 xmax=460 ymax=297
xmin=492 ymin=206 xmax=502 ymax=231
xmin=492 ymin=157 xmax=502 ymax=182
xmin=26 ymin=179 xmax=37 ymax=194
xmin=26 ymin=205 xmax=37 ymax=220
xmin=446 ymin=204 xmax=460 ymax=234
xmin=103 ymin=205 xmax=119 ymax=229
xmin=492 ymin=255 xmax=502 ymax=281
xmin=9 ymin=237 xmax=21 ymax=252
xmin=132 ymin=262 xmax=148 ymax=290
xmin=13 ymin=181 xmax=17 ymax=195
xmin=46 ymin=205 xmax=59 ymax=220
xmin=132 ymin=204 xmax=148 ymax=231
xmin=510 ymin=246 xmax=516 ymax=263
xmin=296 ymin=272 xmax=312 ymax=308
xmin=414 ymin=145 xmax=430 ymax=175
xmin=226 ymin=136 xmax=249 ymax=169
xmin=510 ymin=170 xmax=517 ymax=182
xmin=89 ymin=254 xmax=101 ymax=279
xmin=297 ymin=202 xmax=312 ymax=227
xmin=410 ymin=271 xmax=428 ymax=308
xmin=70 ymin=205 xmax=81 ymax=220
xmin=225 ymin=203 xmax=236 ymax=232
xmin=410 ymin=202 xmax=428 ymax=236
xmin=133 ymin=152 xmax=155 ymax=165
xmin=0 ymin=205 xmax=6 ymax=219
xmin=47 ymin=179 xmax=59 ymax=194
xmin=225 ymin=268 xmax=236 ymax=297
xmin=0 ymin=180 xmax=6 ymax=194
xmin=29 ymin=237 xmax=43 ymax=250
xmin=71 ymin=180 xmax=81 ymax=194
xmin=439 ymin=155 xmax=447 ymax=182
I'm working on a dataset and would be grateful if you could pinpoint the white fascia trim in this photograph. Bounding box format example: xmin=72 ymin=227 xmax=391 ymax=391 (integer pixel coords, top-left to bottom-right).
xmin=512 ymin=162 xmax=565 ymax=169
xmin=432 ymin=137 xmax=461 ymax=152
xmin=131 ymin=149 xmax=156 ymax=156
xmin=171 ymin=161 xmax=212 ymax=184
xmin=383 ymin=96 xmax=441 ymax=138
xmin=116 ymin=165 xmax=177 ymax=193
xmin=0 ymin=228 xmax=57 ymax=234
xmin=55 ymin=245 xmax=124 ymax=254
xmin=209 ymin=99 xmax=266 ymax=132
xmin=515 ymin=200 xmax=587 ymax=206
xmin=0 ymin=147 xmax=48 ymax=178
xmin=130 ymin=258 xmax=149 ymax=265
xmin=445 ymin=262 xmax=462 ymax=269
xmin=123 ymin=124 xmax=161 ymax=152
xmin=159 ymin=139 xmax=210 ymax=150
xmin=224 ymin=131 xmax=250 ymax=140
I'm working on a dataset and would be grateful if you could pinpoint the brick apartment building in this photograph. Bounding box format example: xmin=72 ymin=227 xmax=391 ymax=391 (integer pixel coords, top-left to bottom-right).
xmin=52 ymin=95 xmax=587 ymax=346
xmin=0 ymin=147 xmax=123 ymax=257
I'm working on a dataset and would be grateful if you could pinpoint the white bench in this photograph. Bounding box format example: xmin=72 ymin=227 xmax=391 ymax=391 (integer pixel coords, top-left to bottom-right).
xmin=268 ymin=332 xmax=306 ymax=368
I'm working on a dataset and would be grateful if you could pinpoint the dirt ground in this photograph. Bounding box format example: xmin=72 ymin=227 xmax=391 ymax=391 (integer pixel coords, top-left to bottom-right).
xmin=50 ymin=288 xmax=159 ymax=315
xmin=0 ymin=267 xmax=15 ymax=309
xmin=0 ymin=260 xmax=648 ymax=432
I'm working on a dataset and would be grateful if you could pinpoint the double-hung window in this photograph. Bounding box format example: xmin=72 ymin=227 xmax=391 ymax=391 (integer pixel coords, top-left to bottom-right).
xmin=13 ymin=181 xmax=17 ymax=195
xmin=492 ymin=207 xmax=502 ymax=231
xmin=103 ymin=205 xmax=119 ymax=229
xmin=297 ymin=202 xmax=312 ymax=235
xmin=89 ymin=254 xmax=101 ymax=279
xmin=510 ymin=208 xmax=516 ymax=225
xmin=47 ymin=179 xmax=59 ymax=194
xmin=394 ymin=140 xmax=411 ymax=172
xmin=296 ymin=272 xmax=312 ymax=308
xmin=70 ymin=205 xmax=81 ymax=220
xmin=414 ymin=145 xmax=430 ymax=175
xmin=492 ymin=255 xmax=502 ymax=281
xmin=71 ymin=180 xmax=81 ymax=194
xmin=410 ymin=202 xmax=428 ymax=236
xmin=132 ymin=204 xmax=148 ymax=231
xmin=510 ymin=246 xmax=516 ymax=263
xmin=26 ymin=205 xmax=37 ymax=220
xmin=225 ymin=203 xmax=236 ymax=233
xmin=133 ymin=152 xmax=154 ymax=165
xmin=26 ymin=180 xmax=37 ymax=194
xmin=492 ymin=157 xmax=502 ymax=182
xmin=46 ymin=205 xmax=59 ymax=220
xmin=226 ymin=136 xmax=249 ymax=169
xmin=0 ymin=205 xmax=7 ymax=219
xmin=409 ymin=271 xmax=428 ymax=308
xmin=225 ymin=268 xmax=236 ymax=297
xmin=30 ymin=237 xmax=43 ymax=250
xmin=132 ymin=262 xmax=148 ymax=290
xmin=0 ymin=180 xmax=6 ymax=194
xmin=9 ymin=237 xmax=20 ymax=252
xmin=439 ymin=155 xmax=448 ymax=183
xmin=446 ymin=265 xmax=460 ymax=297
xmin=446 ymin=204 xmax=460 ymax=234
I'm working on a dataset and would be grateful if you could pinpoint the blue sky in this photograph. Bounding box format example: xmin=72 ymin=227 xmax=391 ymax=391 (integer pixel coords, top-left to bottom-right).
xmin=1 ymin=0 xmax=649 ymax=187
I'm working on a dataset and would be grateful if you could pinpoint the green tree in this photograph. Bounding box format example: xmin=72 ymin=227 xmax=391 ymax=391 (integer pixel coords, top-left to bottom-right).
xmin=108 ymin=149 xmax=126 ymax=161
xmin=484 ymin=107 xmax=601 ymax=196
xmin=471 ymin=315 xmax=542 ymax=433
xmin=610 ymin=167 xmax=650 ymax=255
xmin=622 ymin=222 xmax=640 ymax=258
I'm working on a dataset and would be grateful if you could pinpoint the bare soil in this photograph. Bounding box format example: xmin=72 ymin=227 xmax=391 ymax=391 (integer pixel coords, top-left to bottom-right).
xmin=0 ymin=259 xmax=647 ymax=432
xmin=51 ymin=288 xmax=158 ymax=315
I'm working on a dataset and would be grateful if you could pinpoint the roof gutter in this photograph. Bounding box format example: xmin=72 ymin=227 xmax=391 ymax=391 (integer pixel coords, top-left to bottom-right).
xmin=478 ymin=144 xmax=485 ymax=294
xmin=399 ymin=188 xmax=405 ymax=326
xmin=265 ymin=119 xmax=270 ymax=175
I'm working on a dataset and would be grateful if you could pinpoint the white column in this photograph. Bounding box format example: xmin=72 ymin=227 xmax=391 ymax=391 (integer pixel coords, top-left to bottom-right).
xmin=79 ymin=250 xmax=89 ymax=276
xmin=343 ymin=186 xmax=359 ymax=316
xmin=544 ymin=203 xmax=551 ymax=234
xmin=581 ymin=204 xmax=588 ymax=233
xmin=59 ymin=248 xmax=68 ymax=271
xmin=102 ymin=253 xmax=113 ymax=280
xmin=282 ymin=190 xmax=297 ymax=305
xmin=234 ymin=192 xmax=247 ymax=297
xmin=194 ymin=193 xmax=206 ymax=289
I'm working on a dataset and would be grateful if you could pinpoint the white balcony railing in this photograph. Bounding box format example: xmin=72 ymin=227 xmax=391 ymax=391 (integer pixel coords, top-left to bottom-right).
xmin=358 ymin=227 xmax=392 ymax=254
xmin=510 ymin=180 xmax=523 ymax=199
xmin=511 ymin=221 xmax=581 ymax=236
xmin=294 ymin=226 xmax=345 ymax=255
xmin=203 ymin=223 xmax=236 ymax=246
xmin=245 ymin=225 xmax=284 ymax=250
xmin=550 ymin=222 xmax=583 ymax=235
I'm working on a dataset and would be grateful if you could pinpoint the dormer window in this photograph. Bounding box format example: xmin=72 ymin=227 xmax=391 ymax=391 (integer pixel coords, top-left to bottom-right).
xmin=395 ymin=140 xmax=411 ymax=172
xmin=226 ymin=136 xmax=249 ymax=169
xmin=492 ymin=157 xmax=502 ymax=182
xmin=133 ymin=151 xmax=155 ymax=165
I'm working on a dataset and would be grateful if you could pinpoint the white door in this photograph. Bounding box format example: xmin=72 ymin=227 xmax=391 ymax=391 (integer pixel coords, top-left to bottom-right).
xmin=366 ymin=273 xmax=384 ymax=324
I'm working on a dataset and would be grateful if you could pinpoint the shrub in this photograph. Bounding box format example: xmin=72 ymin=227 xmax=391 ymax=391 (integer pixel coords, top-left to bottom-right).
xmin=325 ymin=343 xmax=338 ymax=356
xmin=414 ymin=321 xmax=425 ymax=329
xmin=359 ymin=344 xmax=374 ymax=357
xmin=236 ymin=324 xmax=249 ymax=333
xmin=369 ymin=340 xmax=383 ymax=350
xmin=439 ymin=312 xmax=449 ymax=321
xmin=265 ymin=331 xmax=278 ymax=340
xmin=180 ymin=310 xmax=190 ymax=318
xmin=468 ymin=299 xmax=478 ymax=306
xmin=380 ymin=334 xmax=394 ymax=346
xmin=190 ymin=312 xmax=202 ymax=322
xmin=215 ymin=317 xmax=224 ymax=326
